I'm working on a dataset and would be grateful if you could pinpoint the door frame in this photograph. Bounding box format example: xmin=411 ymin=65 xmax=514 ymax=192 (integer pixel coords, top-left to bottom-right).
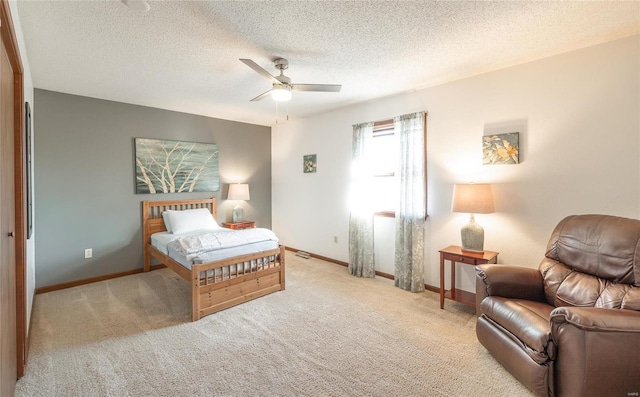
xmin=0 ymin=0 xmax=26 ymax=377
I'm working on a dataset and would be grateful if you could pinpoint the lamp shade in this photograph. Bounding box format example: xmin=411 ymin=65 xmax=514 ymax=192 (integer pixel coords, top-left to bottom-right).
xmin=451 ymin=184 xmax=494 ymax=214
xmin=228 ymin=183 xmax=250 ymax=201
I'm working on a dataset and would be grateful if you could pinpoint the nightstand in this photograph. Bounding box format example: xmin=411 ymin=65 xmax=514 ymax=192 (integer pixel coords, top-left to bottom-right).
xmin=222 ymin=221 xmax=255 ymax=230
xmin=439 ymin=245 xmax=498 ymax=309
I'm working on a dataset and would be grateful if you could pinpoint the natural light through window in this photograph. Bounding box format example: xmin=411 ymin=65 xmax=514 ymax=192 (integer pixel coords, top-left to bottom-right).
xmin=371 ymin=126 xmax=398 ymax=214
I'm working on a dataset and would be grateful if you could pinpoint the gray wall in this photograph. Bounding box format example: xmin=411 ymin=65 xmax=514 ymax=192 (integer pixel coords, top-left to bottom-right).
xmin=34 ymin=89 xmax=272 ymax=288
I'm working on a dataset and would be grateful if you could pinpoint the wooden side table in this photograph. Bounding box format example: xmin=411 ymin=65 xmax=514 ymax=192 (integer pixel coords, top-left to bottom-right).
xmin=439 ymin=245 xmax=498 ymax=309
xmin=222 ymin=221 xmax=255 ymax=230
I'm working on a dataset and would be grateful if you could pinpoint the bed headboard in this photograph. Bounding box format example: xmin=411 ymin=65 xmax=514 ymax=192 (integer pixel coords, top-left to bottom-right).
xmin=142 ymin=198 xmax=217 ymax=243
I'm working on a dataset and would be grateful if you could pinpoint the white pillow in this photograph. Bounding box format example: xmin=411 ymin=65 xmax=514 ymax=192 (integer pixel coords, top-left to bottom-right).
xmin=166 ymin=208 xmax=219 ymax=234
xmin=162 ymin=211 xmax=174 ymax=233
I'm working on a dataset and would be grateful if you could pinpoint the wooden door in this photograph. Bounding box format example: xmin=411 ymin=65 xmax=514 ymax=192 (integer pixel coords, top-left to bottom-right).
xmin=0 ymin=0 xmax=27 ymax=387
xmin=0 ymin=30 xmax=16 ymax=396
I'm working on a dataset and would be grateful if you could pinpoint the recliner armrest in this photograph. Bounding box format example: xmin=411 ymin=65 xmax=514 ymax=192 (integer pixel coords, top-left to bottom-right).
xmin=551 ymin=307 xmax=640 ymax=332
xmin=475 ymin=264 xmax=546 ymax=311
xmin=550 ymin=307 xmax=640 ymax=396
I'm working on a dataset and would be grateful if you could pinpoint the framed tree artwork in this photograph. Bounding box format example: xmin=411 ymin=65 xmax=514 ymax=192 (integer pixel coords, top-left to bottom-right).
xmin=134 ymin=138 xmax=219 ymax=194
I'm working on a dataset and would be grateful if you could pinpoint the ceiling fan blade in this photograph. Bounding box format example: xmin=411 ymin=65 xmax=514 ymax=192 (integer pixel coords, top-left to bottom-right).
xmin=249 ymin=89 xmax=273 ymax=102
xmin=292 ymin=84 xmax=341 ymax=92
xmin=240 ymin=59 xmax=280 ymax=85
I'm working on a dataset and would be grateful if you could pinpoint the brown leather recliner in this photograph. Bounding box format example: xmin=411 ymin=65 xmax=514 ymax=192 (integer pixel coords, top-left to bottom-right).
xmin=475 ymin=214 xmax=640 ymax=397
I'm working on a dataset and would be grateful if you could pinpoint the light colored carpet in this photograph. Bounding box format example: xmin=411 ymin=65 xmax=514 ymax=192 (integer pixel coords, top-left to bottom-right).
xmin=16 ymin=253 xmax=532 ymax=397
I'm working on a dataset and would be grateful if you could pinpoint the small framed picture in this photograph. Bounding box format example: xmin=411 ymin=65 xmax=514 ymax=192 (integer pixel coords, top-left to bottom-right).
xmin=483 ymin=132 xmax=519 ymax=165
xmin=303 ymin=154 xmax=317 ymax=173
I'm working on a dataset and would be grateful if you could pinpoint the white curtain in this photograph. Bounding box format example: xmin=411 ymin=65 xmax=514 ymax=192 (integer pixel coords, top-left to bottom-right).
xmin=349 ymin=122 xmax=375 ymax=277
xmin=394 ymin=112 xmax=426 ymax=292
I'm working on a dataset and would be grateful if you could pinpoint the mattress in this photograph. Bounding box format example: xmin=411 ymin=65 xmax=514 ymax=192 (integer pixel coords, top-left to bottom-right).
xmin=151 ymin=229 xmax=279 ymax=270
xmin=167 ymin=240 xmax=279 ymax=269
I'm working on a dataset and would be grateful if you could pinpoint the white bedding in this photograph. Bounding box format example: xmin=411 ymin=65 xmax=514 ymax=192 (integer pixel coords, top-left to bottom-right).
xmin=175 ymin=228 xmax=279 ymax=260
xmin=151 ymin=229 xmax=221 ymax=254
xmin=151 ymin=228 xmax=280 ymax=270
xmin=168 ymin=240 xmax=280 ymax=269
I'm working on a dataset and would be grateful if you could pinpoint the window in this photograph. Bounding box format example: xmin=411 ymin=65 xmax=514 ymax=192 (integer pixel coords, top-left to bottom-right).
xmin=367 ymin=116 xmax=427 ymax=218
xmin=371 ymin=120 xmax=397 ymax=217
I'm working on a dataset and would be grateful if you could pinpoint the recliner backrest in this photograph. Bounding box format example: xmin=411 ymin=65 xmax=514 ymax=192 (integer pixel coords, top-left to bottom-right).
xmin=539 ymin=214 xmax=640 ymax=311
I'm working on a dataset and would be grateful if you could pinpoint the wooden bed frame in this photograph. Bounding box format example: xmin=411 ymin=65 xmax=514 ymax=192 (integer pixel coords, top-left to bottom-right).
xmin=142 ymin=198 xmax=285 ymax=321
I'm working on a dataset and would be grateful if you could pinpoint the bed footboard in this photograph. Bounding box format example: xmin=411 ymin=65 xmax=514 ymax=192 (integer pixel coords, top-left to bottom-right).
xmin=191 ymin=245 xmax=286 ymax=321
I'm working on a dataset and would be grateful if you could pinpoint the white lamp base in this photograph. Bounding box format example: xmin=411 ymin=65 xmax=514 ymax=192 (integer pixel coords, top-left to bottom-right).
xmin=232 ymin=205 xmax=244 ymax=223
xmin=460 ymin=213 xmax=484 ymax=253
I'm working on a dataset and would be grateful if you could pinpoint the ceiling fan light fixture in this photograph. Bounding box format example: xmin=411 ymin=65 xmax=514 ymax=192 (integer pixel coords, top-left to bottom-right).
xmin=271 ymin=85 xmax=292 ymax=102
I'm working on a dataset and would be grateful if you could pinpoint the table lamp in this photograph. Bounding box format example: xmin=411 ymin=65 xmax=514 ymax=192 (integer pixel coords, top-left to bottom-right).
xmin=451 ymin=183 xmax=494 ymax=253
xmin=228 ymin=183 xmax=250 ymax=222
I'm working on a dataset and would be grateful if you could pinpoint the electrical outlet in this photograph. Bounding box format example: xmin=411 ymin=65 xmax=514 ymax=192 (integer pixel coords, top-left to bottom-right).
xmin=333 ymin=236 xmax=338 ymax=243
xmin=84 ymin=248 xmax=92 ymax=259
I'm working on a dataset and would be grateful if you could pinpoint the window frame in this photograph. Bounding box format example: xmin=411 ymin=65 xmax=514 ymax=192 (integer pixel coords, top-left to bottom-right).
xmin=372 ymin=119 xmax=396 ymax=217
xmin=371 ymin=115 xmax=428 ymax=219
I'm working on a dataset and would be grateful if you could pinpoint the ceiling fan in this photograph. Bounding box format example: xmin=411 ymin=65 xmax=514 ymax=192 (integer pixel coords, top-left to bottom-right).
xmin=240 ymin=58 xmax=341 ymax=102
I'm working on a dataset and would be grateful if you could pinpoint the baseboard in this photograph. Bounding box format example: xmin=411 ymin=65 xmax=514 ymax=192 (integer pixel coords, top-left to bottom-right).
xmin=35 ymin=264 xmax=167 ymax=294
xmin=285 ymin=246 xmax=348 ymax=267
xmin=36 ymin=250 xmax=444 ymax=295
xmin=284 ymin=246 xmax=440 ymax=292
xmin=424 ymin=284 xmax=440 ymax=293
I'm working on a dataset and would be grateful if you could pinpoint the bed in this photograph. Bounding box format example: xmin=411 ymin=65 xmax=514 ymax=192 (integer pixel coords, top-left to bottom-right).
xmin=142 ymin=198 xmax=285 ymax=321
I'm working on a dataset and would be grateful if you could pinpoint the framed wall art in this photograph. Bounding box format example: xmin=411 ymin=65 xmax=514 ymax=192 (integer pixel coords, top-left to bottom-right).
xmin=483 ymin=132 xmax=519 ymax=165
xmin=25 ymin=102 xmax=33 ymax=239
xmin=134 ymin=138 xmax=219 ymax=194
xmin=303 ymin=154 xmax=317 ymax=173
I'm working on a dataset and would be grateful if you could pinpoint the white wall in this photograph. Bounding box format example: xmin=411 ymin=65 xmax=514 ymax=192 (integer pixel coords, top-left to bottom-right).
xmin=272 ymin=35 xmax=640 ymax=292
xmin=10 ymin=0 xmax=35 ymax=331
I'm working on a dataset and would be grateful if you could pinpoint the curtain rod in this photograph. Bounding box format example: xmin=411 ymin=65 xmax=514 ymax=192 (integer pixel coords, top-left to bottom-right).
xmin=354 ymin=111 xmax=428 ymax=129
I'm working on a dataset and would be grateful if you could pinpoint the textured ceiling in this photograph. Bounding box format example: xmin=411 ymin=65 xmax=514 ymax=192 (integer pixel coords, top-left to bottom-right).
xmin=15 ymin=1 xmax=640 ymax=127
